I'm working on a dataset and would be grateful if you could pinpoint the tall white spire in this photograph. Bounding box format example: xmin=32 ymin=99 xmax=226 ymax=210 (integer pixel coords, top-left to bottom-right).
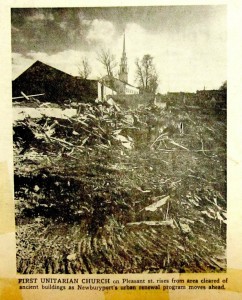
xmin=123 ymin=32 xmax=126 ymax=55
xmin=119 ymin=32 xmax=128 ymax=83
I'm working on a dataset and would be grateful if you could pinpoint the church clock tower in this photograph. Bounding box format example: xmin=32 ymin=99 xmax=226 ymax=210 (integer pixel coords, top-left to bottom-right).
xmin=119 ymin=33 xmax=128 ymax=83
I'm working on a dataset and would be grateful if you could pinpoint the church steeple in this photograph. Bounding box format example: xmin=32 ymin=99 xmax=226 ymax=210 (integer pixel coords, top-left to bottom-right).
xmin=122 ymin=32 xmax=126 ymax=55
xmin=119 ymin=33 xmax=128 ymax=83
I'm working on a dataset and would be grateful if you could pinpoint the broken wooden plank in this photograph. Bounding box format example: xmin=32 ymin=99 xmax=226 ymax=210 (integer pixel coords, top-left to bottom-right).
xmin=150 ymin=133 xmax=167 ymax=148
xmin=13 ymin=93 xmax=45 ymax=100
xmin=49 ymin=136 xmax=74 ymax=147
xmin=169 ymin=140 xmax=189 ymax=150
xmin=21 ymin=91 xmax=30 ymax=100
xmin=126 ymin=220 xmax=175 ymax=228
xmin=144 ymin=195 xmax=170 ymax=212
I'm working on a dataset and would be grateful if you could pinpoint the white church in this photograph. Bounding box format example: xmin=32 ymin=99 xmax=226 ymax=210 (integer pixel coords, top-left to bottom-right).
xmin=98 ymin=34 xmax=139 ymax=100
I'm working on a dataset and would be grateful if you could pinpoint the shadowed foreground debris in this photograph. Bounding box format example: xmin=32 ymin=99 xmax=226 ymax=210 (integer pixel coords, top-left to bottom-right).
xmin=14 ymin=100 xmax=226 ymax=274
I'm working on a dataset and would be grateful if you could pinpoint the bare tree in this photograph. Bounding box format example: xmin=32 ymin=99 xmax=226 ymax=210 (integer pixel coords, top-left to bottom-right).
xmin=78 ymin=57 xmax=92 ymax=79
xmin=135 ymin=54 xmax=158 ymax=93
xmin=97 ymin=48 xmax=117 ymax=77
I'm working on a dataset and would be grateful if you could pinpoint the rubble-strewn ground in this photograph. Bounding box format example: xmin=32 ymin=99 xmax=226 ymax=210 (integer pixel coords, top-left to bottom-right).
xmin=13 ymin=100 xmax=226 ymax=274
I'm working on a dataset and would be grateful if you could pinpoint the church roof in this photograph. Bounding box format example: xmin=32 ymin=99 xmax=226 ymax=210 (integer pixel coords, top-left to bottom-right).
xmin=100 ymin=75 xmax=138 ymax=91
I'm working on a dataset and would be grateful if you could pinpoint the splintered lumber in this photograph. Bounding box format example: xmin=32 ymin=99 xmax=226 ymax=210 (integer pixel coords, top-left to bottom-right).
xmin=14 ymin=97 xmax=226 ymax=274
xmin=169 ymin=139 xmax=189 ymax=151
xmin=21 ymin=91 xmax=30 ymax=100
xmin=150 ymin=133 xmax=167 ymax=148
xmin=13 ymin=93 xmax=45 ymax=100
xmin=205 ymin=257 xmax=226 ymax=270
xmin=144 ymin=195 xmax=170 ymax=212
xmin=49 ymin=136 xmax=74 ymax=147
xmin=126 ymin=220 xmax=175 ymax=228
xmin=70 ymin=117 xmax=107 ymax=141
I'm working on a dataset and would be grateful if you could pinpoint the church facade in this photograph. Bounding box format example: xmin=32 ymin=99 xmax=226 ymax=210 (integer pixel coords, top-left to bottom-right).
xmin=98 ymin=34 xmax=139 ymax=100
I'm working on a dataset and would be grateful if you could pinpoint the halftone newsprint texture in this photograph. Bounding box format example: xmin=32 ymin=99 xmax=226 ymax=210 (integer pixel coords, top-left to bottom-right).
xmin=1 ymin=1 xmax=242 ymax=299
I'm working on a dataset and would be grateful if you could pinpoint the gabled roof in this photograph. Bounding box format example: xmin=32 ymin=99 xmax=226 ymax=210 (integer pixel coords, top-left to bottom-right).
xmin=14 ymin=60 xmax=74 ymax=81
xmin=117 ymin=77 xmax=139 ymax=89
xmin=100 ymin=75 xmax=139 ymax=91
xmin=12 ymin=60 xmax=98 ymax=102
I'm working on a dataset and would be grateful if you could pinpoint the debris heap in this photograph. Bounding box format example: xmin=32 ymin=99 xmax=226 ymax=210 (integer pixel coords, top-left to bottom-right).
xmin=14 ymin=99 xmax=226 ymax=274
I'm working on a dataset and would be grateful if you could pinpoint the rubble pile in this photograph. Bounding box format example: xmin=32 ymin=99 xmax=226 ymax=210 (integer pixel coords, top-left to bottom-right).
xmin=14 ymin=99 xmax=226 ymax=274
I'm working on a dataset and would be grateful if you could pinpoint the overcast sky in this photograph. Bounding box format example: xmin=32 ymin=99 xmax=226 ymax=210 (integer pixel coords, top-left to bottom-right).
xmin=11 ymin=6 xmax=226 ymax=93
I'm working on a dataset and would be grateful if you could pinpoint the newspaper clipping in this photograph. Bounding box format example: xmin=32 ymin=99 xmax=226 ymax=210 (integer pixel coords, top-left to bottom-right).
xmin=1 ymin=0 xmax=242 ymax=299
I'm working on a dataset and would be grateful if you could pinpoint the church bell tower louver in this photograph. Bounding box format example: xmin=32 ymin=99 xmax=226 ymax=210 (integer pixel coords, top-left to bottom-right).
xmin=119 ymin=33 xmax=128 ymax=83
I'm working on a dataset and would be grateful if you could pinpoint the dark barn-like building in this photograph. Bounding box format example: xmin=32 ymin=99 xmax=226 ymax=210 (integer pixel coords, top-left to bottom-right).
xmin=12 ymin=61 xmax=98 ymax=104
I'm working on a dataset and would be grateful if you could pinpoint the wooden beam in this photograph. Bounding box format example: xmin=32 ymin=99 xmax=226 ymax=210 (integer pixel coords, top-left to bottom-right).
xmin=12 ymin=93 xmax=45 ymax=100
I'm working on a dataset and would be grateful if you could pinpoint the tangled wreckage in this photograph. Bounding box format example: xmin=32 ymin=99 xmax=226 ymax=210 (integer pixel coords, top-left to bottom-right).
xmin=13 ymin=87 xmax=226 ymax=274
